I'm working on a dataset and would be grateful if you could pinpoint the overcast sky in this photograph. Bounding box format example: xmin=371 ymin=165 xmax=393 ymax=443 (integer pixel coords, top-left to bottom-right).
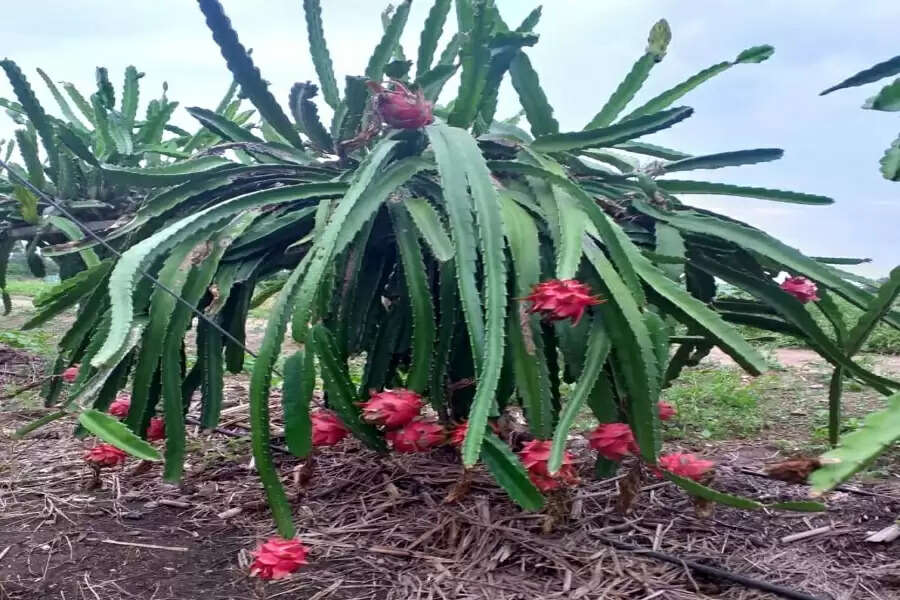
xmin=1 ymin=1 xmax=897 ymax=276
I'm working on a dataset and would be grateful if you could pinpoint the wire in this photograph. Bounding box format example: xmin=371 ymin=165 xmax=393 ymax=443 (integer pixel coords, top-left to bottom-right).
xmin=0 ymin=158 xmax=278 ymax=375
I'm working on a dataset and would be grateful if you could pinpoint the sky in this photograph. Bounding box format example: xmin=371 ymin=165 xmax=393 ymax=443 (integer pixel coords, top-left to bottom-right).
xmin=1 ymin=0 xmax=898 ymax=277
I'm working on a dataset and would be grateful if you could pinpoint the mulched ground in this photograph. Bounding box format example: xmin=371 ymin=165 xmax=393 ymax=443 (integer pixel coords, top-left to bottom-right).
xmin=2 ymin=343 xmax=899 ymax=600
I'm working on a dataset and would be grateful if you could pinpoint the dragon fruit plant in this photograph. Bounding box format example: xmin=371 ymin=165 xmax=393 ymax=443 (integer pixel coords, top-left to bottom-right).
xmin=7 ymin=0 xmax=899 ymax=539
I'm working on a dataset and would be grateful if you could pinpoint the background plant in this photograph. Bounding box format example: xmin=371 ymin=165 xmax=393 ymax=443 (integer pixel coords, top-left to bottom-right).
xmin=3 ymin=0 xmax=898 ymax=536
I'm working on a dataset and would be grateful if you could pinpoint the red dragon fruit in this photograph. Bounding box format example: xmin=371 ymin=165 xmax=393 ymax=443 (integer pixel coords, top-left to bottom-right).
xmin=656 ymin=453 xmax=715 ymax=482
xmin=519 ymin=439 xmax=579 ymax=492
xmin=588 ymin=423 xmax=638 ymax=461
xmin=448 ymin=420 xmax=500 ymax=448
xmin=386 ymin=420 xmax=445 ymax=453
xmin=108 ymin=394 xmax=131 ymax=418
xmin=146 ymin=417 xmax=166 ymax=442
xmin=367 ymin=80 xmax=434 ymax=129
xmin=84 ymin=443 xmax=127 ymax=467
xmin=360 ymin=388 xmax=423 ymax=428
xmin=779 ymin=276 xmax=819 ymax=303
xmin=62 ymin=364 xmax=80 ymax=383
xmin=658 ymin=401 xmax=676 ymax=421
xmin=248 ymin=537 xmax=308 ymax=580
xmin=524 ymin=279 xmax=603 ymax=325
xmin=310 ymin=410 xmax=349 ymax=446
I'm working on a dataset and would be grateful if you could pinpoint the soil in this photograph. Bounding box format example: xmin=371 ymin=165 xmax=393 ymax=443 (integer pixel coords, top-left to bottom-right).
xmin=2 ymin=315 xmax=900 ymax=599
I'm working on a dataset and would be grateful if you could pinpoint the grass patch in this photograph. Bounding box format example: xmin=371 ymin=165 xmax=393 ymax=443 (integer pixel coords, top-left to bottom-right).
xmin=0 ymin=328 xmax=58 ymax=357
xmin=662 ymin=367 xmax=770 ymax=440
xmin=5 ymin=277 xmax=55 ymax=298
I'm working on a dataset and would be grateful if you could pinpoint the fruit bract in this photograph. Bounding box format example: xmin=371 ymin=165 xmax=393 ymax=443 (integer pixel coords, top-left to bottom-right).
xmin=519 ymin=439 xmax=579 ymax=492
xmin=146 ymin=417 xmax=166 ymax=442
xmin=108 ymin=395 xmax=131 ymax=418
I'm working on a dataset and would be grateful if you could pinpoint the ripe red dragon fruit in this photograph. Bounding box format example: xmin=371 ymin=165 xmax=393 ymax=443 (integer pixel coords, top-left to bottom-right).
xmin=360 ymin=388 xmax=423 ymax=428
xmin=524 ymin=279 xmax=603 ymax=325
xmin=658 ymin=401 xmax=676 ymax=421
xmin=386 ymin=420 xmax=445 ymax=453
xmin=108 ymin=394 xmax=131 ymax=418
xmin=311 ymin=410 xmax=349 ymax=446
xmin=146 ymin=417 xmax=166 ymax=442
xmin=248 ymin=537 xmax=308 ymax=580
xmin=448 ymin=420 xmax=500 ymax=448
xmin=62 ymin=364 xmax=80 ymax=383
xmin=656 ymin=452 xmax=715 ymax=482
xmin=588 ymin=423 xmax=638 ymax=461
xmin=84 ymin=443 xmax=127 ymax=467
xmin=779 ymin=276 xmax=819 ymax=303
xmin=367 ymin=80 xmax=434 ymax=129
xmin=518 ymin=439 xmax=579 ymax=492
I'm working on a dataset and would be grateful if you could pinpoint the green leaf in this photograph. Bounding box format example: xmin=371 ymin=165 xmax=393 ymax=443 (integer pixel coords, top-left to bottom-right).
xmin=583 ymin=239 xmax=659 ymax=461
xmin=61 ymin=81 xmax=96 ymax=126
xmin=549 ymin=317 xmax=610 ymax=474
xmin=24 ymin=261 xmax=112 ymax=330
xmin=846 ymin=266 xmax=900 ymax=355
xmin=56 ymin=123 xmax=100 ymax=166
xmin=657 ymin=179 xmax=832 ymax=205
xmin=14 ymin=130 xmax=44 ymax=189
xmin=821 ymin=55 xmax=900 ymax=95
xmin=121 ymin=66 xmax=141 ymax=126
xmin=106 ymin=110 xmax=134 ymax=155
xmin=552 ymin=189 xmax=584 ymax=279
xmin=291 ymin=149 xmax=426 ymax=343
xmin=500 ymin=196 xmax=553 ymax=439
xmin=447 ymin=0 xmax=493 ymax=129
xmin=481 ymin=433 xmax=545 ymax=511
xmin=416 ymin=0 xmax=452 ymax=80
xmin=90 ymin=93 xmax=115 ymax=156
xmin=880 ymin=133 xmax=900 ymax=181
xmin=629 ymin=249 xmax=767 ymax=375
xmin=101 ymin=156 xmax=233 ymax=187
xmin=36 ymin=68 xmax=88 ymax=131
xmin=662 ymin=148 xmax=783 ymax=173
xmin=94 ymin=182 xmax=346 ymax=368
xmin=186 ymin=106 xmax=262 ymax=142
xmin=533 ymin=107 xmax=692 ymax=153
xmin=136 ymin=99 xmax=179 ymax=146
xmin=403 ymin=197 xmax=454 ymax=262
xmin=654 ymin=223 xmax=685 ymax=281
xmin=332 ymin=76 xmax=369 ymax=144
xmin=95 ymin=67 xmax=115 ymax=108
xmin=288 ymin=83 xmax=333 ymax=151
xmin=585 ymin=19 xmax=670 ymax=129
xmin=623 ymin=45 xmax=774 ymax=121
xmin=302 ymin=0 xmax=340 ymax=109
xmin=615 ymin=141 xmax=690 ymax=160
xmin=389 ymin=202 xmax=435 ymax=393
xmin=78 ymin=409 xmax=161 ymax=461
xmin=312 ymin=324 xmax=386 ymax=450
xmin=663 ymin=472 xmax=763 ymax=509
xmin=198 ymin=0 xmax=304 ymax=148
xmin=809 ymin=391 xmax=900 ymax=494
xmin=248 ymin=258 xmax=306 ymax=537
xmin=197 ymin=322 xmax=225 ymax=429
xmin=863 ymin=78 xmax=900 ymax=111
xmin=509 ymin=51 xmax=559 ymax=137
xmin=365 ymin=0 xmax=411 ymax=81
xmin=690 ymin=253 xmax=897 ymax=392
xmin=515 ymin=6 xmax=542 ymax=32
xmin=427 ymin=123 xmax=507 ymax=467
xmin=1 ymin=60 xmax=58 ymax=178
xmin=768 ymin=500 xmax=827 ymax=512
xmin=12 ymin=185 xmax=39 ymax=225
xmin=282 ymin=348 xmax=315 ymax=458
